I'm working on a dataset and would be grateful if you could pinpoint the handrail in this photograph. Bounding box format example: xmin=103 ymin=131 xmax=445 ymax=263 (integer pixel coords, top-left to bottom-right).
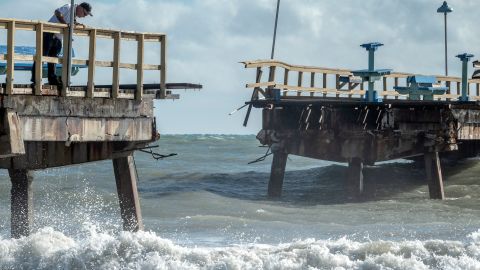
xmin=243 ymin=59 xmax=480 ymax=101
xmin=0 ymin=18 xmax=167 ymax=100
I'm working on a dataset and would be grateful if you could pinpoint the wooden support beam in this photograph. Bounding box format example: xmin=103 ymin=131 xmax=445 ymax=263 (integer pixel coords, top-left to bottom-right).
xmin=424 ymin=152 xmax=445 ymax=200
xmin=323 ymin=73 xmax=327 ymax=98
xmin=297 ymin=72 xmax=303 ymax=97
xmin=446 ymin=81 xmax=451 ymax=101
xmin=112 ymin=155 xmax=144 ymax=231
xmin=160 ymin=35 xmax=167 ymax=99
xmin=136 ymin=34 xmax=145 ymax=100
xmin=87 ymin=29 xmax=97 ymax=98
xmin=283 ymin=69 xmax=289 ymax=85
xmin=6 ymin=21 xmax=15 ymax=95
xmin=347 ymin=158 xmax=364 ymax=199
xmin=394 ymin=77 xmax=399 ymax=100
xmin=268 ymin=149 xmax=288 ymax=198
xmin=335 ymin=74 xmax=340 ymax=98
xmin=34 ymin=23 xmax=43 ymax=95
xmin=310 ymin=73 xmax=315 ymax=97
xmin=112 ymin=31 xmax=121 ymax=99
xmin=9 ymin=169 xmax=33 ymax=238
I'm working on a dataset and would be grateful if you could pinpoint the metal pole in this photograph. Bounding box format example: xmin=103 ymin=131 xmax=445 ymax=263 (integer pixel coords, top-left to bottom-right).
xmin=271 ymin=0 xmax=281 ymax=59
xmin=368 ymin=49 xmax=375 ymax=102
xmin=444 ymin=13 xmax=448 ymax=76
xmin=66 ymin=0 xmax=75 ymax=89
xmin=461 ymin=59 xmax=468 ymax=100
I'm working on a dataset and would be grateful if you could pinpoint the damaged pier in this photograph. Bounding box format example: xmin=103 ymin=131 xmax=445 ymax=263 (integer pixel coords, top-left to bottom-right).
xmin=242 ymin=46 xmax=480 ymax=200
xmin=0 ymin=18 xmax=199 ymax=238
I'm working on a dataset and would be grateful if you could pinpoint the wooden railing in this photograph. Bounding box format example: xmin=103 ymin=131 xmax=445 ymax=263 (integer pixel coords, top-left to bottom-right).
xmin=243 ymin=60 xmax=480 ymax=101
xmin=0 ymin=18 xmax=166 ymax=100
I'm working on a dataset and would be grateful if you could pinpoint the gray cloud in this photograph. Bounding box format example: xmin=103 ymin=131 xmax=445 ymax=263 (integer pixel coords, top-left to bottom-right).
xmin=1 ymin=0 xmax=478 ymax=134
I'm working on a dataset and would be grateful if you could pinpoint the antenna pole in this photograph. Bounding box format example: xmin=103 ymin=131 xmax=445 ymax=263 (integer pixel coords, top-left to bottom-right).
xmin=271 ymin=0 xmax=281 ymax=59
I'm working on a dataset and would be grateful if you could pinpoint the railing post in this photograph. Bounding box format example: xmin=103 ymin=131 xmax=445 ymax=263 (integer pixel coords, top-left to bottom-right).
xmin=335 ymin=74 xmax=340 ymax=97
xmin=112 ymin=31 xmax=121 ymax=99
xmin=6 ymin=21 xmax=15 ymax=95
xmin=322 ymin=73 xmax=327 ymax=98
xmin=297 ymin=71 xmax=303 ymax=96
xmin=310 ymin=72 xmax=315 ymax=97
xmin=87 ymin=29 xmax=97 ymax=98
xmin=136 ymin=34 xmax=144 ymax=101
xmin=61 ymin=27 xmax=70 ymax=96
xmin=394 ymin=77 xmax=399 ymax=100
xmin=160 ymin=35 xmax=167 ymax=99
xmin=34 ymin=23 xmax=43 ymax=95
xmin=283 ymin=69 xmax=289 ymax=85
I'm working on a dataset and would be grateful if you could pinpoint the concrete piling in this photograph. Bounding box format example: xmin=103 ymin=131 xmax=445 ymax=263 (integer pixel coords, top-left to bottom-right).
xmin=113 ymin=155 xmax=144 ymax=231
xmin=424 ymin=152 xmax=445 ymax=200
xmin=268 ymin=150 xmax=288 ymax=198
xmin=9 ymin=169 xmax=33 ymax=238
xmin=347 ymin=158 xmax=364 ymax=198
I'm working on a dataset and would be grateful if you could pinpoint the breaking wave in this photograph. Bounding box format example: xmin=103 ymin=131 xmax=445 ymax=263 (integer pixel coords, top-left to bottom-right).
xmin=1 ymin=225 xmax=480 ymax=270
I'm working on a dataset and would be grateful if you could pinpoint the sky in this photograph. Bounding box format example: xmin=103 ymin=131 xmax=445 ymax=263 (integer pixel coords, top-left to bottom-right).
xmin=0 ymin=0 xmax=479 ymax=134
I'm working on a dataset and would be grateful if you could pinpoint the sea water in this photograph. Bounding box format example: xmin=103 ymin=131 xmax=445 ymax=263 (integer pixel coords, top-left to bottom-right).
xmin=0 ymin=135 xmax=479 ymax=269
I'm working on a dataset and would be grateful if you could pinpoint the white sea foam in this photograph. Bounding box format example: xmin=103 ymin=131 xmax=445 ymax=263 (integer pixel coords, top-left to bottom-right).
xmin=1 ymin=226 xmax=480 ymax=270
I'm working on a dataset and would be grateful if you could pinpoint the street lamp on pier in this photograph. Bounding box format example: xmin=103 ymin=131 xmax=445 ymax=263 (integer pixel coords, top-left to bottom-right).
xmin=437 ymin=1 xmax=453 ymax=76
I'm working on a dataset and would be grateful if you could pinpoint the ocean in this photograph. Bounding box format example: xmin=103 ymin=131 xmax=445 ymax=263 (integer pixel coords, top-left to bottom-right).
xmin=0 ymin=135 xmax=479 ymax=269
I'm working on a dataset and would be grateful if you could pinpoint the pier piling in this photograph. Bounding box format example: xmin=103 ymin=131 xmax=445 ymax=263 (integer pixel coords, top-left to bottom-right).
xmin=347 ymin=158 xmax=364 ymax=198
xmin=9 ymin=169 xmax=33 ymax=238
xmin=424 ymin=152 xmax=445 ymax=200
xmin=113 ymin=155 xmax=144 ymax=231
xmin=268 ymin=148 xmax=288 ymax=198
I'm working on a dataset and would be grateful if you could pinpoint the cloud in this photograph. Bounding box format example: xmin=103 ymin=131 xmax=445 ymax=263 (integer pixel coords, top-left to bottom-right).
xmin=1 ymin=0 xmax=479 ymax=134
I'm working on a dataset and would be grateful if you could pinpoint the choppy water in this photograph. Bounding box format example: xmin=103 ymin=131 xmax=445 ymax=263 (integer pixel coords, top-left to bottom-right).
xmin=0 ymin=135 xmax=480 ymax=269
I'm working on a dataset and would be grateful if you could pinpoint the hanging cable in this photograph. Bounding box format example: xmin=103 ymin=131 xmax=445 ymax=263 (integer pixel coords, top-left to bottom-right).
xmin=248 ymin=146 xmax=273 ymax=164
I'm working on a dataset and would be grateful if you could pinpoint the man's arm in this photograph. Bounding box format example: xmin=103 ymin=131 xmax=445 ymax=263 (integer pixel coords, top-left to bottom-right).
xmin=55 ymin=9 xmax=67 ymax=24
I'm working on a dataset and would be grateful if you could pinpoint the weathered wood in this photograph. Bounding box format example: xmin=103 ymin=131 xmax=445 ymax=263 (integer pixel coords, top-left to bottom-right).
xmin=113 ymin=155 xmax=144 ymax=231
xmin=136 ymin=34 xmax=145 ymax=101
xmin=34 ymin=23 xmax=44 ymax=95
xmin=284 ymin=69 xmax=289 ymax=85
xmin=0 ymin=109 xmax=25 ymax=157
xmin=424 ymin=152 xmax=445 ymax=200
xmin=87 ymin=29 xmax=97 ymax=98
xmin=9 ymin=169 xmax=33 ymax=238
xmin=1 ymin=96 xmax=154 ymax=118
xmin=6 ymin=21 xmax=15 ymax=95
xmin=20 ymin=116 xmax=154 ymax=142
xmin=243 ymin=60 xmax=480 ymax=101
xmin=268 ymin=149 xmax=288 ymax=197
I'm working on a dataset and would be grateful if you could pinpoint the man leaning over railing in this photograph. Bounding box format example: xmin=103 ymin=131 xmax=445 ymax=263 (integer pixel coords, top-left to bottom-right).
xmin=31 ymin=2 xmax=92 ymax=87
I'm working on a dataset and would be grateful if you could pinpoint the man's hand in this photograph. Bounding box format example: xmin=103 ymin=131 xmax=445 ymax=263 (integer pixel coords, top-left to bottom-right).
xmin=75 ymin=23 xmax=86 ymax=29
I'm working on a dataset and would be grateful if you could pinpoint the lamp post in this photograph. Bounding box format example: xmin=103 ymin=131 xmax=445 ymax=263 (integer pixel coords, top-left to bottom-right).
xmin=437 ymin=1 xmax=453 ymax=76
xmin=271 ymin=0 xmax=281 ymax=59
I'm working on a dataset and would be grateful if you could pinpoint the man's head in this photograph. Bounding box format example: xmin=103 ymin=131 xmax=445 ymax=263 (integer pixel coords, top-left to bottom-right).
xmin=76 ymin=2 xmax=93 ymax=18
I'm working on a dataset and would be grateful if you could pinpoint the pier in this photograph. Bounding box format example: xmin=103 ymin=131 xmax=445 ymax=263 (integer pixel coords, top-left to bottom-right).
xmin=242 ymin=43 xmax=480 ymax=200
xmin=0 ymin=18 xmax=199 ymax=238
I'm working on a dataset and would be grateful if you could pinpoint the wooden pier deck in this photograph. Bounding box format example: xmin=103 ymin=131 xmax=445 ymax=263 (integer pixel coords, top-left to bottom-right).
xmin=0 ymin=18 xmax=200 ymax=238
xmin=242 ymin=59 xmax=480 ymax=200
